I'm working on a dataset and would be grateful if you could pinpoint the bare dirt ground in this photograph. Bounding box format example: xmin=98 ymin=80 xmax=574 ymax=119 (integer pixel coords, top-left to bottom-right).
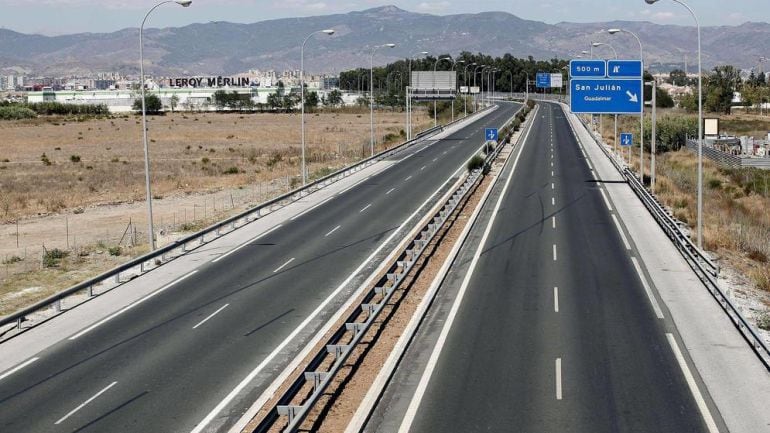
xmin=0 ymin=108 xmax=436 ymax=315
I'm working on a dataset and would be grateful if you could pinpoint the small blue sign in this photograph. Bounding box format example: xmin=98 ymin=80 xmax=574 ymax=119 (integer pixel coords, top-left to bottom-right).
xmin=536 ymin=73 xmax=551 ymax=89
xmin=569 ymin=60 xmax=607 ymax=78
xmin=485 ymin=128 xmax=499 ymax=142
xmin=570 ymin=79 xmax=643 ymax=115
xmin=620 ymin=133 xmax=633 ymax=147
xmin=608 ymin=60 xmax=643 ymax=78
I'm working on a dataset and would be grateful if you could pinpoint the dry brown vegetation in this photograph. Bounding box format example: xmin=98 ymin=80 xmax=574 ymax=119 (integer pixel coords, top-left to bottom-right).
xmin=597 ymin=114 xmax=770 ymax=294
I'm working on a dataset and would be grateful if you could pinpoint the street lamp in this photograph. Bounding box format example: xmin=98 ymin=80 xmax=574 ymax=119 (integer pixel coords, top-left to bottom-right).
xmin=433 ymin=56 xmax=453 ymax=126
xmin=593 ymin=40 xmax=619 ymax=158
xmin=370 ymin=43 xmax=396 ymax=157
xmin=592 ymin=42 xmax=618 ymax=59
xmin=407 ymin=51 xmax=429 ymax=140
xmin=463 ymin=62 xmax=476 ymax=116
xmin=139 ymin=0 xmax=192 ymax=251
xmin=300 ymin=29 xmax=335 ymax=185
xmin=473 ymin=65 xmax=486 ymax=111
xmin=607 ymin=27 xmax=646 ymax=190
xmin=645 ymin=0 xmax=703 ymax=247
xmin=450 ymin=59 xmax=465 ymax=122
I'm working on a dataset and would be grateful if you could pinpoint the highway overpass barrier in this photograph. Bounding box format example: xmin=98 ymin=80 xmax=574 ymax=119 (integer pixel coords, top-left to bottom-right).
xmin=0 ymin=105 xmax=495 ymax=341
xmin=246 ymin=102 xmax=528 ymax=433
xmin=565 ymin=104 xmax=770 ymax=371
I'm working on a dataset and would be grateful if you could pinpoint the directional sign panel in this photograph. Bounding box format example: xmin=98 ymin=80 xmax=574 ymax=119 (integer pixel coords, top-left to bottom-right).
xmin=485 ymin=128 xmax=499 ymax=142
xmin=570 ymin=79 xmax=643 ymax=114
xmin=536 ymin=73 xmax=551 ymax=89
xmin=620 ymin=133 xmax=633 ymax=147
xmin=570 ymin=60 xmax=607 ymax=78
xmin=607 ymin=60 xmax=643 ymax=78
xmin=550 ymin=73 xmax=563 ymax=89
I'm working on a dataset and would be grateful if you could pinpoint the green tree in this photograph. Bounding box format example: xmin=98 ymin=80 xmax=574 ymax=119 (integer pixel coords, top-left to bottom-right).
xmin=132 ymin=94 xmax=162 ymax=114
xmin=169 ymin=94 xmax=179 ymax=112
xmin=326 ymin=89 xmax=343 ymax=107
xmin=669 ymin=69 xmax=688 ymax=86
xmin=304 ymin=91 xmax=319 ymax=111
xmin=656 ymin=87 xmax=675 ymax=108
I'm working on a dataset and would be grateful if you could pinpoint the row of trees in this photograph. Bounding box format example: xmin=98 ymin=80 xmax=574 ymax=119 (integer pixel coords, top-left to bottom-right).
xmin=0 ymin=100 xmax=109 ymax=116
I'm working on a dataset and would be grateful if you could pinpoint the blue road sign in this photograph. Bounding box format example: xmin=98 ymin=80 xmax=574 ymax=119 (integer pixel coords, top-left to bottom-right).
xmin=485 ymin=128 xmax=499 ymax=142
xmin=536 ymin=73 xmax=551 ymax=89
xmin=620 ymin=133 xmax=633 ymax=147
xmin=608 ymin=60 xmax=643 ymax=78
xmin=570 ymin=79 xmax=643 ymax=114
xmin=569 ymin=60 xmax=607 ymax=78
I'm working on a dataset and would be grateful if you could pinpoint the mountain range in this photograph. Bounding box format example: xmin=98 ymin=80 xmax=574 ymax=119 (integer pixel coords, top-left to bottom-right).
xmin=1 ymin=5 xmax=769 ymax=77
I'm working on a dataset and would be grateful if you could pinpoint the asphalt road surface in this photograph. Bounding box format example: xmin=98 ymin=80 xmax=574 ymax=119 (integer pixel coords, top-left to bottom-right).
xmin=375 ymin=102 xmax=715 ymax=433
xmin=0 ymin=102 xmax=520 ymax=433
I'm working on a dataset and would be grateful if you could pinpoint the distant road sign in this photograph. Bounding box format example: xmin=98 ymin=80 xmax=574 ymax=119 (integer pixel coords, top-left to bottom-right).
xmin=570 ymin=60 xmax=607 ymax=78
xmin=570 ymin=79 xmax=643 ymax=114
xmin=550 ymin=73 xmax=563 ymax=88
xmin=607 ymin=60 xmax=643 ymax=78
xmin=470 ymin=86 xmax=480 ymax=94
xmin=536 ymin=73 xmax=551 ymax=89
xmin=460 ymin=86 xmax=469 ymax=94
xmin=620 ymin=133 xmax=633 ymax=147
xmin=485 ymin=128 xmax=499 ymax=142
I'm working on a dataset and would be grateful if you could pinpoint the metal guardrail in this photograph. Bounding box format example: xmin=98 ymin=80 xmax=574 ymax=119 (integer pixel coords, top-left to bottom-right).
xmin=685 ymin=140 xmax=770 ymax=170
xmin=573 ymin=112 xmax=770 ymax=370
xmin=0 ymin=107 xmax=494 ymax=334
xmin=249 ymin=104 xmax=524 ymax=433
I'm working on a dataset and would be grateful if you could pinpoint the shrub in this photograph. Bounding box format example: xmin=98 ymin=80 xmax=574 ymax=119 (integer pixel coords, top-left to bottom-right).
xmin=223 ymin=166 xmax=239 ymax=175
xmin=43 ymin=248 xmax=69 ymax=268
xmin=108 ymin=246 xmax=122 ymax=256
xmin=70 ymin=155 xmax=81 ymax=163
xmin=467 ymin=155 xmax=485 ymax=172
xmin=0 ymin=105 xmax=37 ymax=120
xmin=758 ymin=311 xmax=770 ymax=331
xmin=41 ymin=153 xmax=52 ymax=166
xmin=2 ymin=255 xmax=22 ymax=265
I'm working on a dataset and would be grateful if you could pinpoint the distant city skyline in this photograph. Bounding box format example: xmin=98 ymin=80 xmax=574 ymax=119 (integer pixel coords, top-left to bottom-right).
xmin=1 ymin=0 xmax=767 ymax=36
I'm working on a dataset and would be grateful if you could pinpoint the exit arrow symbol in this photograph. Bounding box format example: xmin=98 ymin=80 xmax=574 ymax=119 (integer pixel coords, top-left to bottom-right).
xmin=626 ymin=91 xmax=639 ymax=103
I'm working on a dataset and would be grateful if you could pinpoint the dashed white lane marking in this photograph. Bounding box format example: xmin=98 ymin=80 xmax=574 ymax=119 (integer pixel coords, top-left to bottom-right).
xmin=273 ymin=258 xmax=295 ymax=273
xmin=554 ymin=287 xmax=559 ymax=313
xmin=599 ymin=189 xmax=613 ymax=212
xmin=0 ymin=357 xmax=39 ymax=382
xmin=552 ymin=197 xmax=555 ymax=206
xmin=552 ymin=216 xmax=556 ymax=229
xmin=192 ymin=304 xmax=230 ymax=330
xmin=420 ymin=165 xmax=426 ymax=171
xmin=611 ymin=215 xmax=632 ymax=251
xmin=432 ymin=158 xmax=437 ymax=162
xmin=551 ymin=161 xmax=554 ymax=167
xmin=360 ymin=203 xmax=372 ymax=213
xmin=69 ymin=271 xmax=198 ymax=340
xmin=552 ymin=183 xmax=555 ymax=190
xmin=405 ymin=175 xmax=413 ymax=181
xmin=666 ymin=333 xmax=720 ymax=433
xmin=386 ymin=188 xmax=395 ymax=195
xmin=551 ymin=171 xmax=554 ymax=177
xmin=54 ymin=381 xmax=118 ymax=425
xmin=555 ymin=358 xmax=563 ymax=400
xmin=631 ymin=257 xmax=664 ymax=319
xmin=553 ymin=244 xmax=557 ymax=261
xmin=212 ymin=224 xmax=282 ymax=263
xmin=325 ymin=225 xmax=341 ymax=237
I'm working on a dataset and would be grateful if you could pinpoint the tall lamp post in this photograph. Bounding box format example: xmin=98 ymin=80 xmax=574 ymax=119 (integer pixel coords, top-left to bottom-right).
xmin=407 ymin=51 xmax=429 ymax=140
xmin=473 ymin=64 xmax=486 ymax=111
xmin=450 ymin=59 xmax=465 ymax=122
xmin=433 ymin=56 xmax=453 ymax=126
xmin=592 ymin=41 xmax=619 ymax=158
xmin=606 ymin=28 xmax=646 ymax=185
xmin=463 ymin=62 xmax=476 ymax=117
xmin=139 ymin=0 xmax=192 ymax=251
xmin=645 ymin=0 xmax=703 ymax=247
xmin=300 ymin=29 xmax=335 ymax=185
xmin=370 ymin=43 xmax=396 ymax=157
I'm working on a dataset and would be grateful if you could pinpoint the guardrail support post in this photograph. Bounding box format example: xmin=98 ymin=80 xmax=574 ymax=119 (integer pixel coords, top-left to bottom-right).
xmin=277 ymin=405 xmax=303 ymax=425
xmin=88 ymin=285 xmax=94 ymax=297
xmin=114 ymin=273 xmax=120 ymax=284
xmin=53 ymin=299 xmax=61 ymax=312
xmin=17 ymin=317 xmax=23 ymax=329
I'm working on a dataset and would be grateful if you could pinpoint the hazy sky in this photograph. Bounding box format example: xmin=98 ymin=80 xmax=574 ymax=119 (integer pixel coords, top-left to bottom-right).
xmin=1 ymin=0 xmax=767 ymax=35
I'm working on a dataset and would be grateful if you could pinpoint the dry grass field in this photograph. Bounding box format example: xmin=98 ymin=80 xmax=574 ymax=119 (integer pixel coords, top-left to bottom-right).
xmin=0 ymin=107 xmax=444 ymax=314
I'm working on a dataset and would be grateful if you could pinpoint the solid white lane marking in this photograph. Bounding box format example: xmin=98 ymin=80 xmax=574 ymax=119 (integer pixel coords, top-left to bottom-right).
xmin=273 ymin=258 xmax=295 ymax=273
xmin=554 ymin=287 xmax=559 ymax=313
xmin=386 ymin=188 xmax=395 ymax=195
xmin=54 ymin=381 xmax=117 ymax=425
xmin=290 ymin=197 xmax=333 ymax=221
xmin=552 ymin=216 xmax=556 ymax=229
xmin=0 ymin=357 xmax=39 ymax=382
xmin=360 ymin=203 xmax=372 ymax=213
xmin=666 ymin=334 xmax=720 ymax=433
xmin=192 ymin=304 xmax=230 ymax=330
xmin=555 ymin=358 xmax=563 ymax=400
xmin=212 ymin=225 xmax=282 ymax=263
xmin=631 ymin=257 xmax=664 ymax=319
xmin=611 ymin=215 xmax=632 ymax=251
xmin=405 ymin=175 xmax=413 ymax=181
xmin=599 ymin=189 xmax=613 ymax=212
xmin=553 ymin=244 xmax=557 ymax=261
xmin=69 ymin=271 xmax=198 ymax=340
xmin=398 ymin=108 xmax=533 ymax=433
xmin=325 ymin=225 xmax=341 ymax=237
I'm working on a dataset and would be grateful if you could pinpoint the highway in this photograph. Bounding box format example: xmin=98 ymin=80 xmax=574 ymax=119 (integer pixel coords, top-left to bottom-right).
xmin=366 ymin=102 xmax=717 ymax=433
xmin=0 ymin=103 xmax=520 ymax=433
